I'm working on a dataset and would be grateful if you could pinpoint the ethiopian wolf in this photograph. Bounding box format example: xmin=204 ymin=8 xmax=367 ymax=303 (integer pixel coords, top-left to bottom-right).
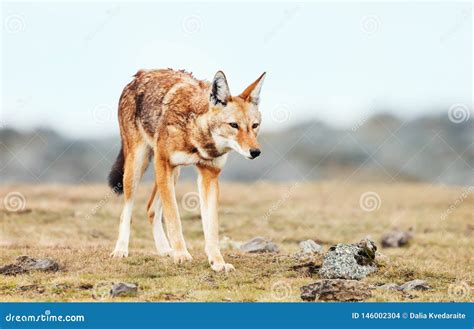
xmin=108 ymin=69 xmax=266 ymax=272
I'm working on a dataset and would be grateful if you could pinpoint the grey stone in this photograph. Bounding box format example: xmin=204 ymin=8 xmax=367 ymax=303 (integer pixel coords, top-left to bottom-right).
xmin=294 ymin=240 xmax=324 ymax=263
xmin=240 ymin=237 xmax=279 ymax=253
xmin=110 ymin=282 xmax=138 ymax=297
xmin=21 ymin=257 xmax=59 ymax=272
xmin=399 ymin=279 xmax=430 ymax=291
xmin=299 ymin=240 xmax=323 ymax=254
xmin=381 ymin=230 xmax=413 ymax=248
xmin=301 ymin=279 xmax=372 ymax=302
xmin=377 ymin=283 xmax=401 ymax=291
xmin=0 ymin=256 xmax=59 ymax=275
xmin=319 ymin=239 xmax=377 ymax=280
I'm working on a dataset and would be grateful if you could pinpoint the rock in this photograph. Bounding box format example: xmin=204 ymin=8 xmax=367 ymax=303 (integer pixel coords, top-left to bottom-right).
xmin=292 ymin=240 xmax=324 ymax=275
xmin=299 ymin=240 xmax=323 ymax=254
xmin=219 ymin=236 xmax=242 ymax=250
xmin=110 ymin=282 xmax=138 ymax=297
xmin=375 ymin=280 xmax=430 ymax=293
xmin=377 ymin=283 xmax=401 ymax=291
xmin=0 ymin=264 xmax=26 ymax=276
xmin=319 ymin=239 xmax=377 ymax=280
xmin=17 ymin=256 xmax=59 ymax=272
xmin=240 ymin=237 xmax=279 ymax=253
xmin=0 ymin=256 xmax=59 ymax=276
xmin=381 ymin=230 xmax=413 ymax=248
xmin=301 ymin=279 xmax=372 ymax=302
xmin=399 ymin=279 xmax=430 ymax=291
xmin=294 ymin=240 xmax=323 ymax=261
xmin=353 ymin=239 xmax=377 ymax=265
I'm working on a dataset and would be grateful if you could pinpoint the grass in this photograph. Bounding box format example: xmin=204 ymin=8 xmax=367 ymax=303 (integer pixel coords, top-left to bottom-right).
xmin=0 ymin=181 xmax=472 ymax=302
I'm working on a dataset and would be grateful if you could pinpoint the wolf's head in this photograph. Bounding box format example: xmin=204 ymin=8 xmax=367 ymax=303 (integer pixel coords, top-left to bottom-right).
xmin=207 ymin=71 xmax=266 ymax=160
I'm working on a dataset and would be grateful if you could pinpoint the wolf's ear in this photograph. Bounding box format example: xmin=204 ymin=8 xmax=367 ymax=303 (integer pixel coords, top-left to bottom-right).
xmin=210 ymin=71 xmax=231 ymax=107
xmin=239 ymin=72 xmax=266 ymax=105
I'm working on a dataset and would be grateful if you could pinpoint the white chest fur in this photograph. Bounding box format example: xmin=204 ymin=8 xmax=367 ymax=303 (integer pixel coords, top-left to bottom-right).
xmin=169 ymin=151 xmax=228 ymax=169
xmin=169 ymin=151 xmax=200 ymax=166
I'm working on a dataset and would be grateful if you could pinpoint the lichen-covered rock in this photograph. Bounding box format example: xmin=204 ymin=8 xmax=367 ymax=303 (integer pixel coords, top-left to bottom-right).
xmin=240 ymin=237 xmax=279 ymax=253
xmin=110 ymin=282 xmax=138 ymax=297
xmin=381 ymin=230 xmax=413 ymax=248
xmin=301 ymin=279 xmax=372 ymax=302
xmin=319 ymin=239 xmax=377 ymax=280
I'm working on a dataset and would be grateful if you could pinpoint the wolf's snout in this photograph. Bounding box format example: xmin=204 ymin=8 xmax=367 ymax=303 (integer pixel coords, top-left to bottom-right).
xmin=249 ymin=148 xmax=261 ymax=159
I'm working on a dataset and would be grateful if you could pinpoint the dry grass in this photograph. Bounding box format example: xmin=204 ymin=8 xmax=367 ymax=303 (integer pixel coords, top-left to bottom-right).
xmin=0 ymin=181 xmax=472 ymax=302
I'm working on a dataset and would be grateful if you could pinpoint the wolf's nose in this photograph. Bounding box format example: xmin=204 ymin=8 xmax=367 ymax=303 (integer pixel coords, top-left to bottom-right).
xmin=250 ymin=148 xmax=261 ymax=159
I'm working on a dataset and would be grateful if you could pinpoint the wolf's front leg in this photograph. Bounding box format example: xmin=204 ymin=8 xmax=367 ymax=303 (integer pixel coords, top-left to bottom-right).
xmin=197 ymin=165 xmax=234 ymax=272
xmin=155 ymin=158 xmax=192 ymax=264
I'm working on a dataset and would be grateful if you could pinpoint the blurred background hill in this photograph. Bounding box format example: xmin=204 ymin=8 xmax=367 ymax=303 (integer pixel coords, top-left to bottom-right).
xmin=1 ymin=113 xmax=472 ymax=186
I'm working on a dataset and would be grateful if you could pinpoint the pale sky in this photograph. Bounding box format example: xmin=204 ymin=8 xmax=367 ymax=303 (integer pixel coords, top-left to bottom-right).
xmin=1 ymin=2 xmax=472 ymax=138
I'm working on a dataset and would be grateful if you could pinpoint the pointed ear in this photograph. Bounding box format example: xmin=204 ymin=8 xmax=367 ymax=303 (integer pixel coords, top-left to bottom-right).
xmin=239 ymin=72 xmax=266 ymax=105
xmin=209 ymin=71 xmax=231 ymax=107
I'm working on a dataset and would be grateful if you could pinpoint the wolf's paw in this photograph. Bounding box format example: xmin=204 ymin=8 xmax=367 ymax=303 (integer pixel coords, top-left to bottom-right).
xmin=110 ymin=249 xmax=128 ymax=258
xmin=211 ymin=262 xmax=235 ymax=273
xmin=172 ymin=250 xmax=193 ymax=264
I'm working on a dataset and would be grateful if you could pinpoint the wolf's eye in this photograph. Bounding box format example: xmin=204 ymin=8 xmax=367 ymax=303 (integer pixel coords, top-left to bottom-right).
xmin=252 ymin=123 xmax=260 ymax=129
xmin=229 ymin=123 xmax=239 ymax=129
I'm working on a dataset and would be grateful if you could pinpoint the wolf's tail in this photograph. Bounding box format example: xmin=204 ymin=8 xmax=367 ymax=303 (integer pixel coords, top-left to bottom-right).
xmin=108 ymin=145 xmax=125 ymax=194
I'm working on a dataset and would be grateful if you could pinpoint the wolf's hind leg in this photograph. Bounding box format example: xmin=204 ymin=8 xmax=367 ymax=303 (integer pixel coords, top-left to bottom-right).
xmin=147 ymin=168 xmax=179 ymax=256
xmin=147 ymin=184 xmax=172 ymax=256
xmin=111 ymin=142 xmax=149 ymax=258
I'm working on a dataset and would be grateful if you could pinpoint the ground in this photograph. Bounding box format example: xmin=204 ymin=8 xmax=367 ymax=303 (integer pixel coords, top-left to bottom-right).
xmin=0 ymin=182 xmax=472 ymax=302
